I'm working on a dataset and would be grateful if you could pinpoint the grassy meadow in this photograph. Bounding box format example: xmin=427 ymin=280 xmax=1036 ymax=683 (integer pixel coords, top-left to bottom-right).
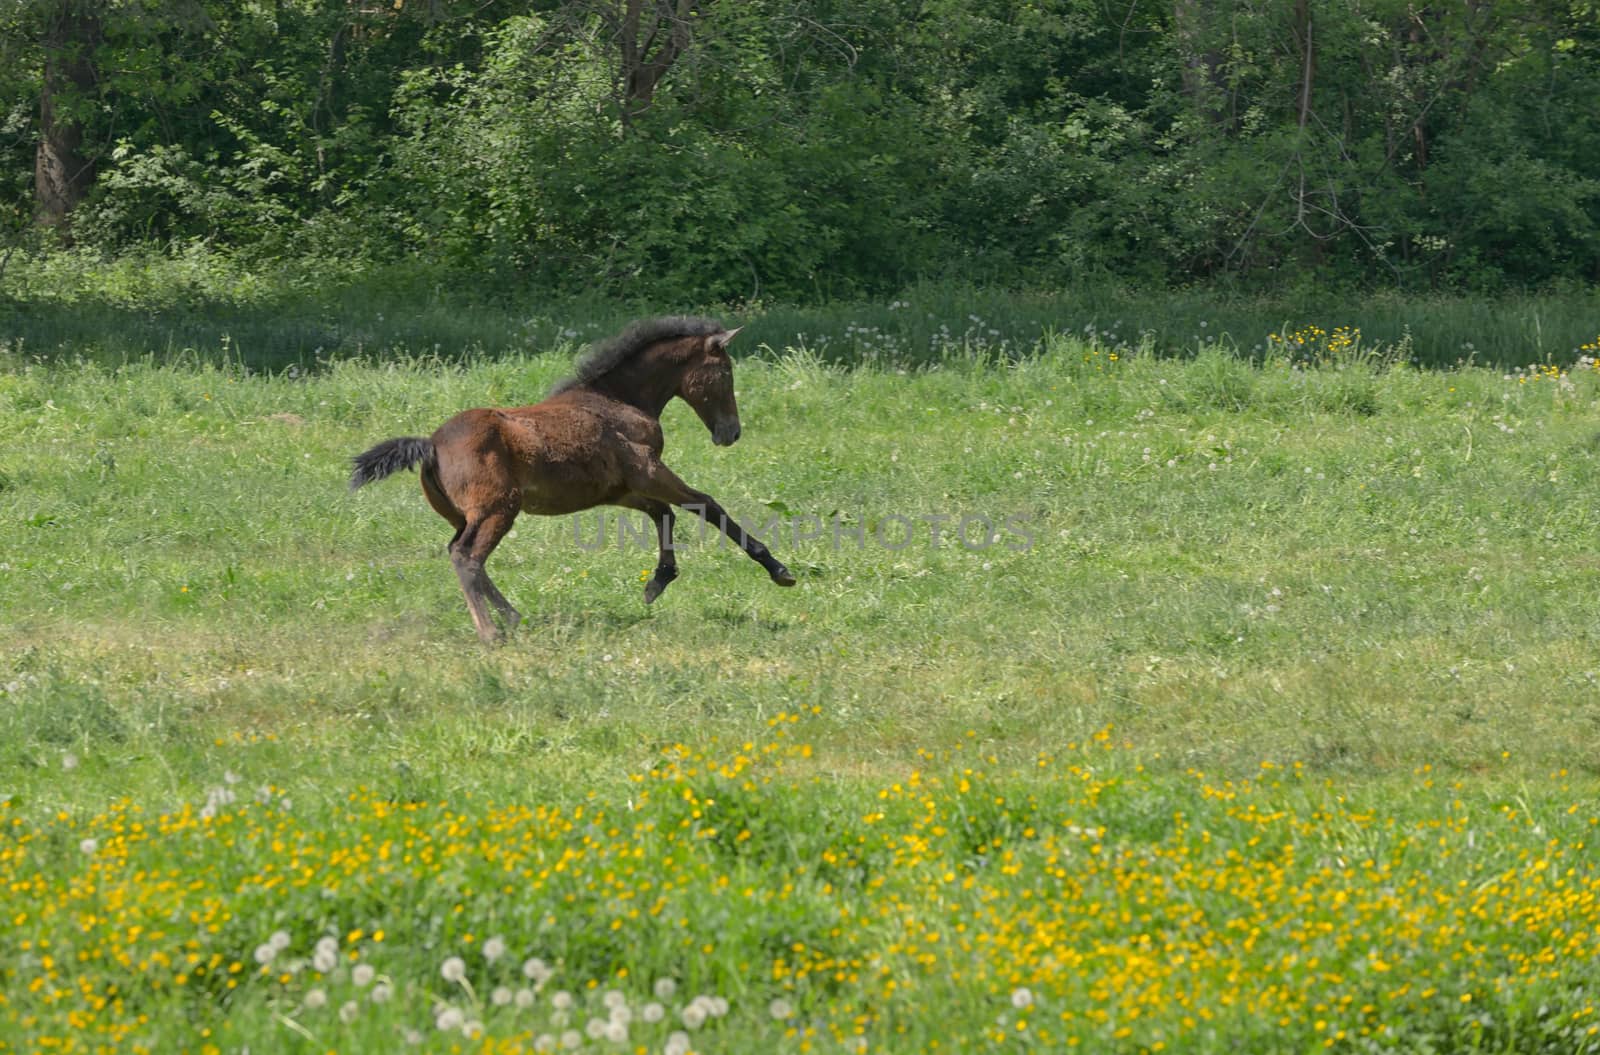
xmin=3 ymin=306 xmax=1600 ymax=1053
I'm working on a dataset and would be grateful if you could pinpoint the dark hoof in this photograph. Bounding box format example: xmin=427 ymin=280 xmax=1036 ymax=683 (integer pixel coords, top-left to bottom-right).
xmin=771 ymin=564 xmax=797 ymax=587
xmin=644 ymin=568 xmax=677 ymax=604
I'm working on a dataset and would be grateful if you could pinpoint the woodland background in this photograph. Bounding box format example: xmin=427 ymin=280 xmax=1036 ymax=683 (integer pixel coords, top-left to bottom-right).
xmin=5 ymin=0 xmax=1600 ymax=305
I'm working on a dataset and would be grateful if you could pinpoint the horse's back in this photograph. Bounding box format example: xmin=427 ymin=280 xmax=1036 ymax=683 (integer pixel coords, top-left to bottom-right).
xmin=428 ymin=396 xmax=654 ymax=517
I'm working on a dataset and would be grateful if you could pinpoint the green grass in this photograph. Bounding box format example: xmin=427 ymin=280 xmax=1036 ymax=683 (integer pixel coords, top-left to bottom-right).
xmin=3 ymin=324 xmax=1600 ymax=1053
xmin=4 ymin=247 xmax=1600 ymax=371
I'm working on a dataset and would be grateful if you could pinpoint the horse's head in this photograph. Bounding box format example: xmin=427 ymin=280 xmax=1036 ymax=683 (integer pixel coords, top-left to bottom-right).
xmin=679 ymin=327 xmax=743 ymax=446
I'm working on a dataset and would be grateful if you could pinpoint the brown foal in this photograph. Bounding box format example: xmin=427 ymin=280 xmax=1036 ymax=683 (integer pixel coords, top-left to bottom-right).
xmin=350 ymin=317 xmax=796 ymax=643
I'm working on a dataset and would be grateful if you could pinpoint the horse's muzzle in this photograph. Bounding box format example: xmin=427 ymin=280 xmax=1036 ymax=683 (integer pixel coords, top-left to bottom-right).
xmin=712 ymin=421 xmax=742 ymax=446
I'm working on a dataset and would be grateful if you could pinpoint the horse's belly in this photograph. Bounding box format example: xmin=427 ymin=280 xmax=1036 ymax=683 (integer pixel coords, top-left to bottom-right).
xmin=517 ymin=480 xmax=624 ymax=517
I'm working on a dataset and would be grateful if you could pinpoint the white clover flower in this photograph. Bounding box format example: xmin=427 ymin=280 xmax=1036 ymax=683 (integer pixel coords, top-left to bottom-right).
xmin=371 ymin=982 xmax=393 ymax=1005
xmin=653 ymin=977 xmax=677 ymax=1000
xmin=769 ymin=998 xmax=794 ymax=1020
xmin=339 ymin=1000 xmax=359 ymax=1024
xmin=515 ymin=988 xmax=536 ymax=1009
xmin=441 ymin=957 xmax=467 ymax=983
xmin=1011 ymin=987 xmax=1034 ymax=1009
xmin=436 ymin=1007 xmax=464 ymax=1032
xmin=304 ymin=988 xmax=328 ymax=1010
xmin=352 ymin=963 xmax=375 ymax=987
xmin=642 ymin=1002 xmax=665 ymax=1024
xmin=492 ymin=986 xmax=513 ymax=1007
xmin=482 ymin=936 xmax=507 ymax=962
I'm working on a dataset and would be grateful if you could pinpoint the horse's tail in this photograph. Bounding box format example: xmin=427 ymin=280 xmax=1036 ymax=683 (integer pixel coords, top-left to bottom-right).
xmin=349 ymin=437 xmax=436 ymax=492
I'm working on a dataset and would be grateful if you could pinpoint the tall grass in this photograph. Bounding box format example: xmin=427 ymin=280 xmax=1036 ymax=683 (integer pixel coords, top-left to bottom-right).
xmin=4 ymin=249 xmax=1598 ymax=370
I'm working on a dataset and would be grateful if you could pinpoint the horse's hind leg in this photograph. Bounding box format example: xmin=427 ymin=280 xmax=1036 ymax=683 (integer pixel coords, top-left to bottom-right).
xmin=450 ymin=508 xmax=521 ymax=644
xmin=630 ymin=461 xmax=796 ymax=588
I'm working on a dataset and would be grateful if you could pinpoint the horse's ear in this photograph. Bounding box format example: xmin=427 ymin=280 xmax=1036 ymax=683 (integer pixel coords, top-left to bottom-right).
xmin=709 ymin=327 xmax=743 ymax=353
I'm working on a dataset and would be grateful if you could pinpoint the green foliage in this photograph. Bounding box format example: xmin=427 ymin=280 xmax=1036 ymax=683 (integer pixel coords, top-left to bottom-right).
xmin=3 ymin=1 xmax=1600 ymax=296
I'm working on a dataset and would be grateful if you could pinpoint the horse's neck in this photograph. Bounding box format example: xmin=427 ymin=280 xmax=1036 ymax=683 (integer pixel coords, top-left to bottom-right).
xmin=586 ymin=356 xmax=681 ymax=419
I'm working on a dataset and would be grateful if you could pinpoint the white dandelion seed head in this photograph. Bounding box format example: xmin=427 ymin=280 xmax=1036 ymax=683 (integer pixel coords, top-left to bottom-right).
xmin=441 ymin=956 xmax=467 ymax=983
xmin=642 ymin=1002 xmax=665 ymax=1024
xmin=665 ymin=1031 xmax=692 ymax=1055
xmin=78 ymin=837 xmax=98 ymax=855
xmin=482 ymin=936 xmax=507 ymax=962
xmin=492 ymin=986 xmax=513 ymax=1007
xmin=602 ymin=990 xmax=627 ymax=1010
xmin=435 ymin=1007 xmax=464 ymax=1032
xmin=61 ymin=753 xmax=78 ymax=771
xmin=534 ymin=1036 xmax=556 ymax=1053
xmin=1011 ymin=987 xmax=1034 ymax=1009
xmin=370 ymin=982 xmax=393 ymax=1005
xmin=252 ymin=943 xmax=275 ymax=965
xmin=585 ymin=1018 xmax=607 ymax=1039
xmin=523 ymin=957 xmax=552 ymax=982
xmin=463 ymin=1019 xmax=485 ymax=1040
xmin=560 ymin=1029 xmax=582 ymax=1050
xmin=352 ymin=963 xmax=375 ymax=987
xmin=339 ymin=1000 xmax=359 ymax=1024
xmin=403 ymin=1028 xmax=423 ymax=1046
xmin=769 ymin=998 xmax=794 ymax=1020
xmin=603 ymin=1020 xmax=628 ymax=1043
xmin=551 ymin=990 xmax=574 ymax=1011
xmin=653 ymin=977 xmax=677 ymax=1000
xmin=515 ymin=988 xmax=536 ymax=1009
xmin=681 ymin=1003 xmax=707 ymax=1030
xmin=312 ymin=950 xmax=337 ymax=973
xmin=708 ymin=996 xmax=729 ymax=1017
xmin=315 ymin=936 xmax=338 ymax=958
xmin=304 ymin=987 xmax=328 ymax=1010
xmin=270 ymin=930 xmax=292 ymax=952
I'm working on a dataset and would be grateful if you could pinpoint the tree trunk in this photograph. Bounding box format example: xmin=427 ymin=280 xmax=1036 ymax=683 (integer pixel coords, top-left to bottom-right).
xmin=35 ymin=0 xmax=102 ymax=235
xmin=616 ymin=0 xmax=697 ymax=127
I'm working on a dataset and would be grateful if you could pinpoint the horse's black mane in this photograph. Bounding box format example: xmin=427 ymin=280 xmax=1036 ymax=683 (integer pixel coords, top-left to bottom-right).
xmin=550 ymin=315 xmax=725 ymax=395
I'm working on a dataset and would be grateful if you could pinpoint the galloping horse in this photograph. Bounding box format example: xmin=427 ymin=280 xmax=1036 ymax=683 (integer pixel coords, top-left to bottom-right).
xmin=350 ymin=317 xmax=795 ymax=643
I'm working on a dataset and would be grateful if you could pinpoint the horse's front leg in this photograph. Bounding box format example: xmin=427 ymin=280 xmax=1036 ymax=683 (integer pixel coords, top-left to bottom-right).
xmin=616 ymin=496 xmax=679 ymax=603
xmin=630 ymin=461 xmax=796 ymax=588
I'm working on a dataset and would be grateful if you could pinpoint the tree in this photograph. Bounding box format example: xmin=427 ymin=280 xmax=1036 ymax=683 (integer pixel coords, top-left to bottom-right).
xmin=32 ymin=0 xmax=101 ymax=234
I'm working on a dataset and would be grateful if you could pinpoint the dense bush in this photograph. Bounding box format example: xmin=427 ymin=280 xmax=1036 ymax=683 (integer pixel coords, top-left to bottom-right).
xmin=3 ymin=1 xmax=1599 ymax=300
